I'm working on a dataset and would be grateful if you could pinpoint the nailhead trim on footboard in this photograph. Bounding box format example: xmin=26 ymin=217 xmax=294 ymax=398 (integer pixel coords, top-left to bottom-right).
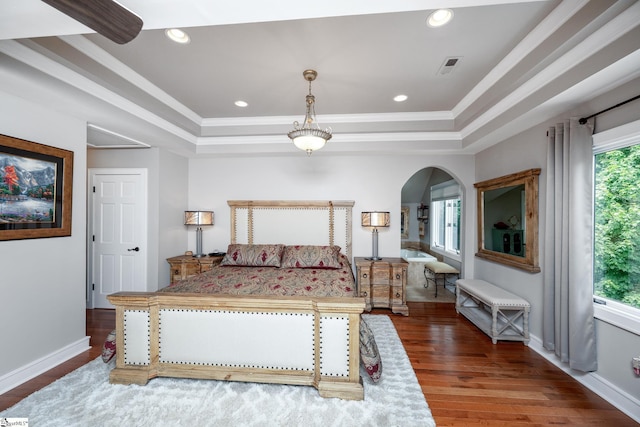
xmin=157 ymin=309 xmax=317 ymax=371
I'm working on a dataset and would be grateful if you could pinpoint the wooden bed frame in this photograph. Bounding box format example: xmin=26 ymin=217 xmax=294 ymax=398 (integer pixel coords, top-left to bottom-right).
xmin=108 ymin=200 xmax=366 ymax=400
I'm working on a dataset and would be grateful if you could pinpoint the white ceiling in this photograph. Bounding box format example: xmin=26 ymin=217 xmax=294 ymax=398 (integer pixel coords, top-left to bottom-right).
xmin=1 ymin=0 xmax=639 ymax=157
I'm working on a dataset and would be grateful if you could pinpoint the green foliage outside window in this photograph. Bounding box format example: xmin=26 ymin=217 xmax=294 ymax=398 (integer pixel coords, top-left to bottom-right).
xmin=594 ymin=145 xmax=640 ymax=309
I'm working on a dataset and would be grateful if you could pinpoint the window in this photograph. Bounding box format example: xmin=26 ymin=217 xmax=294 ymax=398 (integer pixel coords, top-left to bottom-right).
xmin=431 ymin=180 xmax=461 ymax=256
xmin=593 ymin=121 xmax=640 ymax=328
xmin=594 ymin=144 xmax=640 ymax=310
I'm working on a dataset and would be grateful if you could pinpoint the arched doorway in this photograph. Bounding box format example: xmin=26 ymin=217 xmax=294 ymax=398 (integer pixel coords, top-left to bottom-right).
xmin=401 ymin=167 xmax=462 ymax=302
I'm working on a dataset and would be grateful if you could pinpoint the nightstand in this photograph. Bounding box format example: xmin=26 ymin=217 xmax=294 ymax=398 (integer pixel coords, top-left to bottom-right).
xmin=354 ymin=257 xmax=409 ymax=316
xmin=167 ymin=254 xmax=225 ymax=283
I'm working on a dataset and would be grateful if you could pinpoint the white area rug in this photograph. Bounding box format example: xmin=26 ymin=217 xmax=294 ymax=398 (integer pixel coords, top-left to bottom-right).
xmin=1 ymin=315 xmax=435 ymax=427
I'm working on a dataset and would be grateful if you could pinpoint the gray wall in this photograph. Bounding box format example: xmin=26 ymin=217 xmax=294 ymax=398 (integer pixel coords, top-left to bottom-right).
xmin=474 ymin=122 xmax=548 ymax=343
xmin=158 ymin=149 xmax=190 ymax=286
xmin=0 ymin=91 xmax=87 ymax=379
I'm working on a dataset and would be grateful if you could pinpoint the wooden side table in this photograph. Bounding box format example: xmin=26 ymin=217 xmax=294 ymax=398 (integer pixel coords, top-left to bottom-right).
xmin=354 ymin=257 xmax=408 ymax=316
xmin=167 ymin=254 xmax=225 ymax=283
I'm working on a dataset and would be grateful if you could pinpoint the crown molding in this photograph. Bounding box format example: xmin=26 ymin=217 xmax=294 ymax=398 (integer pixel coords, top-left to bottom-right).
xmin=87 ymin=124 xmax=151 ymax=148
xmin=8 ymin=36 xmax=458 ymax=145
xmin=452 ymin=0 xmax=589 ymax=117
xmin=196 ymin=131 xmax=461 ymax=146
xmin=3 ymin=2 xmax=637 ymax=155
xmin=59 ymin=35 xmax=203 ymax=125
xmin=200 ymin=111 xmax=454 ymax=128
xmin=0 ymin=39 xmax=196 ymax=144
xmin=334 ymin=131 xmax=461 ymax=143
xmin=460 ymin=1 xmax=640 ymax=140
xmin=463 ymin=46 xmax=640 ymax=155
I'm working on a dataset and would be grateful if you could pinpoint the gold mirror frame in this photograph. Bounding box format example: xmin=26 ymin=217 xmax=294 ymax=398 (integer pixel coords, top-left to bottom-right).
xmin=474 ymin=168 xmax=541 ymax=273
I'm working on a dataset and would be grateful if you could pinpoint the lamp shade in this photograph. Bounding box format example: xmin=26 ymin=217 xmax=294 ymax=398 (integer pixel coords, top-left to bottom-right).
xmin=361 ymin=212 xmax=390 ymax=228
xmin=184 ymin=211 xmax=214 ymax=226
xmin=292 ymin=133 xmax=327 ymax=153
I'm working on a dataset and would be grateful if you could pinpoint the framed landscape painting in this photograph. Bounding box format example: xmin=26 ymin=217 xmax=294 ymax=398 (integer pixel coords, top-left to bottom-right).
xmin=0 ymin=134 xmax=73 ymax=240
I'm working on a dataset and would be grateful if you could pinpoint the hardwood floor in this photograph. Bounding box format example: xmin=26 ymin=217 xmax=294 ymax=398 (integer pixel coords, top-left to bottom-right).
xmin=383 ymin=302 xmax=637 ymax=426
xmin=1 ymin=304 xmax=637 ymax=425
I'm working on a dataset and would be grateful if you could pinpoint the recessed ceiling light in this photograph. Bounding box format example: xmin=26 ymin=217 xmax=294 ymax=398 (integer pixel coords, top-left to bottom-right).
xmin=427 ymin=9 xmax=454 ymax=28
xmin=165 ymin=28 xmax=190 ymax=44
xmin=394 ymin=94 xmax=408 ymax=102
xmin=234 ymin=100 xmax=248 ymax=107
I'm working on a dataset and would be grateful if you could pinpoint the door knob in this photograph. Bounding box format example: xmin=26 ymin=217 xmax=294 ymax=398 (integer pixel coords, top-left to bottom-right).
xmin=128 ymin=247 xmax=140 ymax=252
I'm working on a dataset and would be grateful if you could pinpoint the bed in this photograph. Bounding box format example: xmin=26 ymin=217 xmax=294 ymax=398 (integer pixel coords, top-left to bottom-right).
xmin=107 ymin=200 xmax=375 ymax=400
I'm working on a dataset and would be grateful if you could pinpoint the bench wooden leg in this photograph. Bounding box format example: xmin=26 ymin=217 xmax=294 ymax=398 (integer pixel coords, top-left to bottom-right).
xmin=491 ymin=307 xmax=499 ymax=344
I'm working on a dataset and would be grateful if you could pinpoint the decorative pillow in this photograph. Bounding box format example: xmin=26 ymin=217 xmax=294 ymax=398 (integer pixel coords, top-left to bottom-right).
xmin=359 ymin=318 xmax=382 ymax=382
xmin=102 ymin=329 xmax=116 ymax=363
xmin=280 ymin=245 xmax=342 ymax=269
xmin=220 ymin=244 xmax=285 ymax=267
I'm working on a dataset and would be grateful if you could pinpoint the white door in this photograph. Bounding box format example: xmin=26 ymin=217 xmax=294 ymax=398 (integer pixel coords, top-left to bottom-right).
xmin=90 ymin=169 xmax=147 ymax=308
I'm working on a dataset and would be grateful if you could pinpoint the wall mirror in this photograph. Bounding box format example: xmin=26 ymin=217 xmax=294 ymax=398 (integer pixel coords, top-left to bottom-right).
xmin=474 ymin=168 xmax=541 ymax=273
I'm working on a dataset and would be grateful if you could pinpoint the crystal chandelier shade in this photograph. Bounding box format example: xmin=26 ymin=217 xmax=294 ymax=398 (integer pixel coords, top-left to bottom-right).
xmin=287 ymin=69 xmax=332 ymax=155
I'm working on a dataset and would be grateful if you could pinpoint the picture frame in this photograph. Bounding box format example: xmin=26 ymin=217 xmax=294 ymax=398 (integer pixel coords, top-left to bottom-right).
xmin=417 ymin=203 xmax=428 ymax=220
xmin=401 ymin=206 xmax=409 ymax=239
xmin=0 ymin=133 xmax=73 ymax=240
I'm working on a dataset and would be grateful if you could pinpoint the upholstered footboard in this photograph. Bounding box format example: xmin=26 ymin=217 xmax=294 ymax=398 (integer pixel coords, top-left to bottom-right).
xmin=107 ymin=292 xmax=366 ymax=400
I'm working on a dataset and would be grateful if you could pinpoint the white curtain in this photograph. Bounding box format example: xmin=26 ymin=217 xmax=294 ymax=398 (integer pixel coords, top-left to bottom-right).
xmin=543 ymin=118 xmax=597 ymax=372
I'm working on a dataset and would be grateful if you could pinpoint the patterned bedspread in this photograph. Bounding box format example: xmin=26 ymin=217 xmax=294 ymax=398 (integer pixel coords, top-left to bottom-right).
xmin=157 ymin=253 xmax=381 ymax=382
xmin=159 ymin=254 xmax=356 ymax=297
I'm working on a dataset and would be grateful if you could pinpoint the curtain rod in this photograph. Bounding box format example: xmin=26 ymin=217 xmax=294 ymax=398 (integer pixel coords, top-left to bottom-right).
xmin=579 ymin=94 xmax=640 ymax=124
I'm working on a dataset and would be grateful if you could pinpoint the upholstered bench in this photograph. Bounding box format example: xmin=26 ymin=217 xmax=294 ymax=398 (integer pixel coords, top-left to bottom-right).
xmin=455 ymin=279 xmax=530 ymax=345
xmin=423 ymin=261 xmax=459 ymax=297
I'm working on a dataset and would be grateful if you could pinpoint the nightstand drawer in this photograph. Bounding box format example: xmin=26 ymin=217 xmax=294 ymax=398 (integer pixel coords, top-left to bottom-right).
xmin=372 ymin=285 xmax=390 ymax=306
xmin=358 ymin=270 xmax=371 ymax=286
xmin=372 ymin=266 xmax=390 ymax=285
xmin=358 ymin=286 xmax=370 ymax=298
xmin=184 ymin=262 xmax=200 ymax=276
xmin=391 ymin=285 xmax=403 ymax=303
xmin=391 ymin=266 xmax=406 ymax=286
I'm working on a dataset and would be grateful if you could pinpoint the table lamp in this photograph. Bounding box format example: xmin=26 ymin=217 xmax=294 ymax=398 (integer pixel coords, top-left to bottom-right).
xmin=184 ymin=210 xmax=214 ymax=258
xmin=361 ymin=211 xmax=390 ymax=260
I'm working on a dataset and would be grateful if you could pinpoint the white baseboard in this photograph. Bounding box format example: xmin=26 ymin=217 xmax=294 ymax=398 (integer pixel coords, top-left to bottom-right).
xmin=0 ymin=337 xmax=90 ymax=395
xmin=528 ymin=334 xmax=640 ymax=423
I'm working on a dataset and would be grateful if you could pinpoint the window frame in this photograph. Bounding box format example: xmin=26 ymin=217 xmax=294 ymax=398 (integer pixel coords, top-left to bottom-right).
xmin=430 ymin=180 xmax=461 ymax=260
xmin=593 ymin=297 xmax=640 ymax=334
xmin=592 ymin=119 xmax=640 ymax=333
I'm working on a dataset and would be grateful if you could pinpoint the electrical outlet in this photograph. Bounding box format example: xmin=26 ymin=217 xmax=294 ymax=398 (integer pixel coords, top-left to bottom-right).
xmin=632 ymin=357 xmax=640 ymax=376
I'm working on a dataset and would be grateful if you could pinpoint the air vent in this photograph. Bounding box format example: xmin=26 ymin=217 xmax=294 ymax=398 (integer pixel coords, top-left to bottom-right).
xmin=437 ymin=56 xmax=462 ymax=76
